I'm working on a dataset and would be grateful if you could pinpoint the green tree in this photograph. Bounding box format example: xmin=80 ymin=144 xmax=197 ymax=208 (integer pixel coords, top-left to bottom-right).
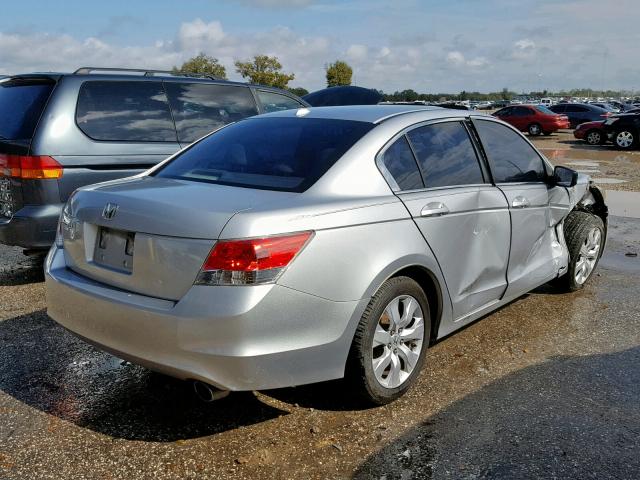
xmin=234 ymin=55 xmax=295 ymax=89
xmin=325 ymin=60 xmax=353 ymax=87
xmin=172 ymin=53 xmax=227 ymax=79
xmin=288 ymin=87 xmax=309 ymax=97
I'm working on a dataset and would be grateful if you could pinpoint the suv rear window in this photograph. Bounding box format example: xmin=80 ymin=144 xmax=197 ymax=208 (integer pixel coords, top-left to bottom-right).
xmin=76 ymin=81 xmax=176 ymax=142
xmin=0 ymin=78 xmax=54 ymax=141
xmin=155 ymin=117 xmax=374 ymax=192
xmin=164 ymin=83 xmax=259 ymax=143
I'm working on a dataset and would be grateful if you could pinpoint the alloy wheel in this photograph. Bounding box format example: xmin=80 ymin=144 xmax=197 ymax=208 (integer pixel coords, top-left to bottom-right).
xmin=616 ymin=131 xmax=634 ymax=148
xmin=371 ymin=295 xmax=425 ymax=389
xmin=529 ymin=124 xmax=541 ymax=135
xmin=574 ymin=227 xmax=602 ymax=285
xmin=586 ymin=131 xmax=601 ymax=145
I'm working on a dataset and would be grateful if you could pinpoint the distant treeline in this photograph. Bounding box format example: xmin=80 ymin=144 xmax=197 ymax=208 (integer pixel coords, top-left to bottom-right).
xmin=380 ymin=88 xmax=639 ymax=102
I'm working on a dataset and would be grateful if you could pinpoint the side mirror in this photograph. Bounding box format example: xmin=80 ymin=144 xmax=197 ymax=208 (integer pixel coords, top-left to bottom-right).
xmin=553 ymin=165 xmax=579 ymax=187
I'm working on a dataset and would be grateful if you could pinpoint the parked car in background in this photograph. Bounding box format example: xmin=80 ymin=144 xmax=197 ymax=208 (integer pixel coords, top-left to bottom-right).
xmin=589 ymin=102 xmax=619 ymax=113
xmin=303 ymin=86 xmax=382 ymax=106
xmin=603 ymin=113 xmax=640 ymax=150
xmin=492 ymin=104 xmax=570 ymax=136
xmin=539 ymin=98 xmax=554 ymax=107
xmin=0 ymin=68 xmax=307 ymax=250
xmin=46 ymin=105 xmax=608 ymax=405
xmin=549 ymin=103 xmax=612 ymax=128
xmin=573 ymin=120 xmax=607 ymax=145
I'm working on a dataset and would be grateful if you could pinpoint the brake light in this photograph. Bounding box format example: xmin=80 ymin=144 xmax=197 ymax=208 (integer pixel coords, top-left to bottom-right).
xmin=0 ymin=154 xmax=63 ymax=179
xmin=195 ymin=231 xmax=314 ymax=285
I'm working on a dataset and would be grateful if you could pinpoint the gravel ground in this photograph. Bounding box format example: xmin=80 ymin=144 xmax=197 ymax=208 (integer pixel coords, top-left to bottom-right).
xmin=1 ymin=142 xmax=639 ymax=479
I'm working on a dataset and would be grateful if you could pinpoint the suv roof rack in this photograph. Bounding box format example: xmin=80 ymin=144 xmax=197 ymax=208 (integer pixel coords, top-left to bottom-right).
xmin=73 ymin=67 xmax=224 ymax=81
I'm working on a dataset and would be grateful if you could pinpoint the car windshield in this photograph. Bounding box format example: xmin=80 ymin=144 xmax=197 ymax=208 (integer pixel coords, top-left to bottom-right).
xmin=535 ymin=105 xmax=555 ymax=115
xmin=154 ymin=117 xmax=375 ymax=192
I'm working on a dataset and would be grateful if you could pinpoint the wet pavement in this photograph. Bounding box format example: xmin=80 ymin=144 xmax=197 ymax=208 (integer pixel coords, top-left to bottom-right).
xmin=1 ymin=140 xmax=640 ymax=479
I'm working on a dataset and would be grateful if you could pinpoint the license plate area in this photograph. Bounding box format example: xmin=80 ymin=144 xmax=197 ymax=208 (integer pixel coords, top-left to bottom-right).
xmin=93 ymin=227 xmax=135 ymax=273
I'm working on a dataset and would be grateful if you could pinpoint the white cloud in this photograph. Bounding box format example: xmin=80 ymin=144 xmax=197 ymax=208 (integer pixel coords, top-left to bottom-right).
xmin=446 ymin=51 xmax=465 ymax=66
xmin=346 ymin=44 xmax=368 ymax=61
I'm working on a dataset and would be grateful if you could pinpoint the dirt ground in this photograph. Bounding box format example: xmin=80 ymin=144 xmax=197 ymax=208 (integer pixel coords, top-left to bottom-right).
xmin=0 ymin=140 xmax=639 ymax=480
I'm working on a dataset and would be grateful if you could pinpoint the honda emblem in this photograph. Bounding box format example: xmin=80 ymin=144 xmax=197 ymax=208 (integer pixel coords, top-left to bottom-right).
xmin=102 ymin=203 xmax=119 ymax=220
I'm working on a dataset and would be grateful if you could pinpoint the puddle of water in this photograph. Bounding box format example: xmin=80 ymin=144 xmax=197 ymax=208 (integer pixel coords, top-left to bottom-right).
xmin=605 ymin=190 xmax=640 ymax=218
xmin=594 ymin=178 xmax=628 ymax=184
xmin=567 ymin=161 xmax=601 ymax=168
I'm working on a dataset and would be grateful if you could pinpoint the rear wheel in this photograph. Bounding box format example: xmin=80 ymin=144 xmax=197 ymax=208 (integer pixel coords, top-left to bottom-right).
xmin=585 ymin=129 xmax=604 ymax=145
xmin=554 ymin=211 xmax=604 ymax=292
xmin=347 ymin=276 xmax=430 ymax=405
xmin=614 ymin=129 xmax=637 ymax=150
xmin=528 ymin=123 xmax=542 ymax=136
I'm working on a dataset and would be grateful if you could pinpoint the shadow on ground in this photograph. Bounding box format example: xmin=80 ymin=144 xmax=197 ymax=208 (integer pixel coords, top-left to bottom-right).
xmin=354 ymin=347 xmax=640 ymax=480
xmin=0 ymin=310 xmax=288 ymax=442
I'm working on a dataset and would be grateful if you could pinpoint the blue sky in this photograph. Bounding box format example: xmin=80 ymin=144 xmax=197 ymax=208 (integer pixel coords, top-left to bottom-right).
xmin=1 ymin=0 xmax=639 ymax=93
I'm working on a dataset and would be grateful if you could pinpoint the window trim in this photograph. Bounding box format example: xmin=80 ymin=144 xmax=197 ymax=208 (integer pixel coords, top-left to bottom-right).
xmin=470 ymin=116 xmax=553 ymax=185
xmin=74 ymin=80 xmax=179 ymax=144
xmin=376 ymin=117 xmax=489 ymax=193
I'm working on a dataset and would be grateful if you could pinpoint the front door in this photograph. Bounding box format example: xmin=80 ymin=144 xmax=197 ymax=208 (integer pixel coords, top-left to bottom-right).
xmin=473 ymin=118 xmax=560 ymax=297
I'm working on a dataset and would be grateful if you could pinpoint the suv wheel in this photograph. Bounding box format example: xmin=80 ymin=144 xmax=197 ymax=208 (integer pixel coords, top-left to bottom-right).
xmin=614 ymin=129 xmax=637 ymax=150
xmin=347 ymin=276 xmax=430 ymax=405
xmin=528 ymin=123 xmax=542 ymax=136
xmin=586 ymin=130 xmax=603 ymax=145
xmin=554 ymin=211 xmax=604 ymax=292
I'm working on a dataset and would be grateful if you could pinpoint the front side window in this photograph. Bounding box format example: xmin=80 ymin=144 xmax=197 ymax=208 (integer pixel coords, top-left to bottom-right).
xmin=155 ymin=117 xmax=374 ymax=192
xmin=474 ymin=119 xmax=546 ymax=183
xmin=76 ymin=81 xmax=176 ymax=142
xmin=380 ymin=136 xmax=423 ymax=191
xmin=165 ymin=83 xmax=258 ymax=143
xmin=407 ymin=122 xmax=485 ymax=188
xmin=257 ymin=90 xmax=303 ymax=113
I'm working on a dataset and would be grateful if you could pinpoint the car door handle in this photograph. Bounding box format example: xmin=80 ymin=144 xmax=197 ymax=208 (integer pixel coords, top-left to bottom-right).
xmin=420 ymin=202 xmax=450 ymax=217
xmin=511 ymin=196 xmax=530 ymax=208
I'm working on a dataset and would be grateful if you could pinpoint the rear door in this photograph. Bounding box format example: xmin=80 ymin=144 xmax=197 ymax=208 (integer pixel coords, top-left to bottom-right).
xmin=473 ymin=118 xmax=559 ymax=297
xmin=164 ymin=82 xmax=259 ymax=147
xmin=0 ymin=76 xmax=56 ymax=218
xmin=380 ymin=120 xmax=511 ymax=320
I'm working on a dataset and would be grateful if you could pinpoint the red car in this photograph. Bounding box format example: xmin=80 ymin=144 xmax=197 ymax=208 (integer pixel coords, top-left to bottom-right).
xmin=573 ymin=120 xmax=606 ymax=145
xmin=492 ymin=105 xmax=570 ymax=136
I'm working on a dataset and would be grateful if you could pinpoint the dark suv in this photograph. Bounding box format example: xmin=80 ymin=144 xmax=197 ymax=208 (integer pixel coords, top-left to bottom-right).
xmin=0 ymin=68 xmax=307 ymax=250
xmin=603 ymin=113 xmax=640 ymax=150
xmin=548 ymin=103 xmax=611 ymax=128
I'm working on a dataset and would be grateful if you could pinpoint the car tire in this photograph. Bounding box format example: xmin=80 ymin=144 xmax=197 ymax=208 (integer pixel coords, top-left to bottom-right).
xmin=528 ymin=123 xmax=542 ymax=136
xmin=346 ymin=276 xmax=431 ymax=405
xmin=585 ymin=129 xmax=604 ymax=145
xmin=613 ymin=129 xmax=637 ymax=150
xmin=554 ymin=211 xmax=605 ymax=292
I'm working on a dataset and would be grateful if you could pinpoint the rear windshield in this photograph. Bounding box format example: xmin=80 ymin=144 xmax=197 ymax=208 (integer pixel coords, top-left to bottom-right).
xmin=0 ymin=78 xmax=54 ymax=140
xmin=155 ymin=117 xmax=375 ymax=192
xmin=535 ymin=105 xmax=555 ymax=115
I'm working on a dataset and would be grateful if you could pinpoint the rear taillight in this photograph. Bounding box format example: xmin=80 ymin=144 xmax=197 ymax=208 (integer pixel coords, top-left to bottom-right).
xmin=0 ymin=154 xmax=63 ymax=179
xmin=600 ymin=113 xmax=611 ymax=118
xmin=195 ymin=231 xmax=314 ymax=286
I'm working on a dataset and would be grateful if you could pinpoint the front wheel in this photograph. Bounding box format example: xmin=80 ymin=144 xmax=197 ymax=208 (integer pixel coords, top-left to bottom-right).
xmin=585 ymin=129 xmax=604 ymax=145
xmin=346 ymin=276 xmax=430 ymax=405
xmin=555 ymin=211 xmax=605 ymax=292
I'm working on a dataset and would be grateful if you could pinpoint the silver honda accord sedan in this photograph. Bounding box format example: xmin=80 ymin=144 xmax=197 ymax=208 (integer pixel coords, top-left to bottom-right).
xmin=46 ymin=105 xmax=608 ymax=404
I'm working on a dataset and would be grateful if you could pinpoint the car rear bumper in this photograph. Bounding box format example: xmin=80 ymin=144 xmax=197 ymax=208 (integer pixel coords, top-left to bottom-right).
xmin=0 ymin=203 xmax=61 ymax=249
xmin=45 ymin=245 xmax=367 ymax=391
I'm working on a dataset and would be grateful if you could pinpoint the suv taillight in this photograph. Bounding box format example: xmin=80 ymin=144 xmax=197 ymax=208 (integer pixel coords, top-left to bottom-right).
xmin=195 ymin=231 xmax=314 ymax=286
xmin=0 ymin=154 xmax=63 ymax=179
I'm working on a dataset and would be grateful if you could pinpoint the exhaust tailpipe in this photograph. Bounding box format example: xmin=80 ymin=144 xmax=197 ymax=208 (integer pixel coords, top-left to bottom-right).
xmin=193 ymin=381 xmax=230 ymax=402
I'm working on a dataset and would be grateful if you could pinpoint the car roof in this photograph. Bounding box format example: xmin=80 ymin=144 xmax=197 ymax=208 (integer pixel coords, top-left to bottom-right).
xmin=255 ymin=104 xmax=472 ymax=124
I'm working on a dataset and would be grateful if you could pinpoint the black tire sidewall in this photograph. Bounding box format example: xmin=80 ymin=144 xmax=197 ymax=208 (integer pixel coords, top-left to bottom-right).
xmin=528 ymin=123 xmax=542 ymax=136
xmin=351 ymin=277 xmax=431 ymax=404
xmin=563 ymin=212 xmax=605 ymax=291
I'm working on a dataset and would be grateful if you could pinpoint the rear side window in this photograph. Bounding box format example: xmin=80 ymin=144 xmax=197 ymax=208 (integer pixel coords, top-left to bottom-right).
xmin=474 ymin=120 xmax=546 ymax=183
xmin=407 ymin=122 xmax=484 ymax=188
xmin=380 ymin=136 xmax=424 ymax=191
xmin=76 ymin=81 xmax=176 ymax=142
xmin=0 ymin=78 xmax=54 ymax=140
xmin=256 ymin=90 xmax=303 ymax=113
xmin=165 ymin=83 xmax=258 ymax=143
xmin=155 ymin=117 xmax=374 ymax=192
xmin=550 ymin=105 xmax=566 ymax=113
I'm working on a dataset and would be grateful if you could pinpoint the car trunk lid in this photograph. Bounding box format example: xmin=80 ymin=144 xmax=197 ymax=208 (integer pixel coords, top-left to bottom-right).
xmin=62 ymin=176 xmax=295 ymax=300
